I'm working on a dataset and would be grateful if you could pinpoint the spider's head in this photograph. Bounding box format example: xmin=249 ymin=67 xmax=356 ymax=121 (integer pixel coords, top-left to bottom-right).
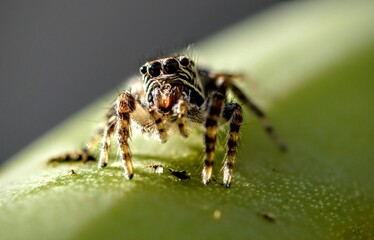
xmin=139 ymin=56 xmax=202 ymax=112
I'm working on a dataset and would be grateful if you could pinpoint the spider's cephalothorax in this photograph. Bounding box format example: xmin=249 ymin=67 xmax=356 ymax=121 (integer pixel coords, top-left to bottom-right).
xmin=141 ymin=56 xmax=204 ymax=112
xmin=49 ymin=56 xmax=286 ymax=187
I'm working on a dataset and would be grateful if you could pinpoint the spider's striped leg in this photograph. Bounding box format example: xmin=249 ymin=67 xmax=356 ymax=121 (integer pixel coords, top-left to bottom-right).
xmin=98 ymin=116 xmax=116 ymax=168
xmin=176 ymin=98 xmax=189 ymax=137
xmin=149 ymin=108 xmax=167 ymax=143
xmin=230 ymin=84 xmax=287 ymax=151
xmin=48 ymin=151 xmax=95 ymax=165
xmin=221 ymin=102 xmax=243 ymax=187
xmin=116 ymin=92 xmax=136 ymax=179
xmin=48 ymin=132 xmax=98 ymax=164
xmin=202 ymin=91 xmax=226 ymax=185
xmin=48 ymin=108 xmax=115 ymax=165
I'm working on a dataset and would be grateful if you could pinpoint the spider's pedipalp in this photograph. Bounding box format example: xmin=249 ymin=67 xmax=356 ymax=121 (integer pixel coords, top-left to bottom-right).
xmin=176 ymin=98 xmax=189 ymax=138
xmin=149 ymin=108 xmax=167 ymax=143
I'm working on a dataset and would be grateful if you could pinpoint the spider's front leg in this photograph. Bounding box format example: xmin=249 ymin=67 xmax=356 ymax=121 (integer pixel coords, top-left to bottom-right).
xmin=115 ymin=91 xmax=136 ymax=179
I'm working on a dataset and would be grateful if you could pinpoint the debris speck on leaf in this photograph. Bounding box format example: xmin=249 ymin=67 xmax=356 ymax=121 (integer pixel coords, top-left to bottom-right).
xmin=169 ymin=168 xmax=190 ymax=180
xmin=213 ymin=210 xmax=222 ymax=220
xmin=149 ymin=164 xmax=164 ymax=174
xmin=258 ymin=212 xmax=276 ymax=223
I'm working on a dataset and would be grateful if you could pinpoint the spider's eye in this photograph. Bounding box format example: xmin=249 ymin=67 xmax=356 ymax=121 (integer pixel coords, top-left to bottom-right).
xmin=139 ymin=65 xmax=147 ymax=75
xmin=147 ymin=94 xmax=153 ymax=103
xmin=148 ymin=62 xmax=161 ymax=77
xmin=179 ymin=57 xmax=189 ymax=66
xmin=163 ymin=59 xmax=179 ymax=74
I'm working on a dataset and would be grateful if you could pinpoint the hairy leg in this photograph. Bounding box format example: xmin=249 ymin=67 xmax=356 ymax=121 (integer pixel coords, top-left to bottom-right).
xmin=221 ymin=102 xmax=243 ymax=187
xmin=202 ymin=79 xmax=227 ymax=184
xmin=230 ymin=84 xmax=287 ymax=151
xmin=116 ymin=91 xmax=136 ymax=179
xmin=48 ymin=107 xmax=116 ymax=165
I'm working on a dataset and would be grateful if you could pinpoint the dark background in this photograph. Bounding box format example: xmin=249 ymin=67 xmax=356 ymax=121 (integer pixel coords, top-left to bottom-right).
xmin=0 ymin=0 xmax=285 ymax=165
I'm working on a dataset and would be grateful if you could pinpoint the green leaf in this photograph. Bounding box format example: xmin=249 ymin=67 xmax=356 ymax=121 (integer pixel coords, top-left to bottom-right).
xmin=1 ymin=1 xmax=374 ymax=239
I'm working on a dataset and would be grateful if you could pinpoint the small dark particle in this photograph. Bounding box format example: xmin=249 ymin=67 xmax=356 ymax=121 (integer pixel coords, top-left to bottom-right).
xmin=169 ymin=169 xmax=190 ymax=180
xmin=258 ymin=212 xmax=276 ymax=223
xmin=69 ymin=169 xmax=76 ymax=175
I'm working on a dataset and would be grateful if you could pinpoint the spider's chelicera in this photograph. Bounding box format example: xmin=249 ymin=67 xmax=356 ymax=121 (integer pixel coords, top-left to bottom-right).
xmin=50 ymin=55 xmax=286 ymax=187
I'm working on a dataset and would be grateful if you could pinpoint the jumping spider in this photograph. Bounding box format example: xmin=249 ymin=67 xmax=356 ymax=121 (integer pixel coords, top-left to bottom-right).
xmin=50 ymin=55 xmax=286 ymax=187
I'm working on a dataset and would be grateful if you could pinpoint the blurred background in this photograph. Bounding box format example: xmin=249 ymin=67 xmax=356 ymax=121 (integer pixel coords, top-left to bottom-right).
xmin=0 ymin=0 xmax=287 ymax=165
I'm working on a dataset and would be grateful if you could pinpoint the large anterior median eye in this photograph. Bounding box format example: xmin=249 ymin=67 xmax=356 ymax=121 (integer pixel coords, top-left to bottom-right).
xmin=163 ymin=59 xmax=179 ymax=74
xmin=148 ymin=62 xmax=161 ymax=77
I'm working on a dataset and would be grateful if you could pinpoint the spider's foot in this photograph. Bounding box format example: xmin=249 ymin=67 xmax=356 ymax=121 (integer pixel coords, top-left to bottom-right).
xmin=202 ymin=167 xmax=212 ymax=185
xmin=202 ymin=178 xmax=210 ymax=185
xmin=223 ymin=166 xmax=232 ymax=188
xmin=159 ymin=131 xmax=167 ymax=143
xmin=223 ymin=180 xmax=231 ymax=188
xmin=99 ymin=162 xmax=107 ymax=168
xmin=223 ymin=182 xmax=231 ymax=188
xmin=179 ymin=128 xmax=189 ymax=138
xmin=125 ymin=172 xmax=134 ymax=180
